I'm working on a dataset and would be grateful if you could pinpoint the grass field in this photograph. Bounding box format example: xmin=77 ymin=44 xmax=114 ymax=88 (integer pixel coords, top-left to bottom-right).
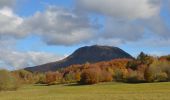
xmin=0 ymin=82 xmax=170 ymax=100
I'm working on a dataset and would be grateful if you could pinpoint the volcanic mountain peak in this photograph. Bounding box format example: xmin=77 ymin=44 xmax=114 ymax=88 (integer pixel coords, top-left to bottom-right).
xmin=25 ymin=45 xmax=133 ymax=72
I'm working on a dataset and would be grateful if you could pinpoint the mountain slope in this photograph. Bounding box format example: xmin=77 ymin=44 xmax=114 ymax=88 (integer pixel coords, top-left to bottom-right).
xmin=25 ymin=45 xmax=133 ymax=72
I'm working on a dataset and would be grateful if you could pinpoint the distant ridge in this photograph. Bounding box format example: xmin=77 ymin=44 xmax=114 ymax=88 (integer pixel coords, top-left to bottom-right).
xmin=25 ymin=45 xmax=133 ymax=72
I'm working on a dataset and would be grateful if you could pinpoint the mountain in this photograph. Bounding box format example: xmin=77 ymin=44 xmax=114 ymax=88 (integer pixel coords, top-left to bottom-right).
xmin=25 ymin=45 xmax=133 ymax=72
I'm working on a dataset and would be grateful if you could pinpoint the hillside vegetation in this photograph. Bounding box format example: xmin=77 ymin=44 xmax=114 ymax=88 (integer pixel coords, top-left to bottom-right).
xmin=0 ymin=52 xmax=170 ymax=91
xmin=3 ymin=52 xmax=169 ymax=86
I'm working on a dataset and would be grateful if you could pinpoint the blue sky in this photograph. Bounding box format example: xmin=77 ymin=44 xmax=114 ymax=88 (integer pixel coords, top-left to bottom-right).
xmin=0 ymin=0 xmax=170 ymax=70
xmin=16 ymin=0 xmax=75 ymax=16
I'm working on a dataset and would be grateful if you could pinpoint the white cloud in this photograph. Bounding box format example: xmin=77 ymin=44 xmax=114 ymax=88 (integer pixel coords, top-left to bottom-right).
xmin=24 ymin=6 xmax=98 ymax=46
xmin=0 ymin=0 xmax=168 ymax=45
xmin=0 ymin=50 xmax=64 ymax=70
xmin=143 ymin=38 xmax=170 ymax=47
xmin=167 ymin=0 xmax=170 ymax=12
xmin=0 ymin=6 xmax=99 ymax=69
xmin=142 ymin=15 xmax=170 ymax=38
xmin=0 ymin=0 xmax=16 ymax=8
xmin=76 ymin=0 xmax=170 ymax=43
xmin=0 ymin=7 xmax=27 ymax=38
xmin=0 ymin=1 xmax=168 ymax=47
xmin=88 ymin=38 xmax=123 ymax=46
xmin=77 ymin=0 xmax=161 ymax=20
xmin=102 ymin=18 xmax=144 ymax=41
xmin=0 ymin=6 xmax=99 ymax=46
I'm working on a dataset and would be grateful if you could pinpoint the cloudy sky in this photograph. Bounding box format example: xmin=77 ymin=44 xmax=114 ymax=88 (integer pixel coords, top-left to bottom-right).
xmin=0 ymin=0 xmax=170 ymax=70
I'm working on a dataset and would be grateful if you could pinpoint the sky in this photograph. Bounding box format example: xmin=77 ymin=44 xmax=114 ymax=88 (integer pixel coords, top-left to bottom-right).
xmin=0 ymin=0 xmax=170 ymax=70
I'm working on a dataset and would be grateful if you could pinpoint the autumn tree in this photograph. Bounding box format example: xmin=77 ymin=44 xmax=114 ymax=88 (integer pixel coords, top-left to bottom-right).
xmin=75 ymin=72 xmax=81 ymax=82
xmin=100 ymin=70 xmax=113 ymax=82
xmin=45 ymin=72 xmax=57 ymax=85
xmin=137 ymin=52 xmax=154 ymax=65
xmin=80 ymin=68 xmax=101 ymax=85
xmin=114 ymin=69 xmax=124 ymax=82
xmin=63 ymin=72 xmax=75 ymax=83
xmin=146 ymin=59 xmax=170 ymax=82
xmin=12 ymin=70 xmax=34 ymax=84
xmin=0 ymin=70 xmax=19 ymax=91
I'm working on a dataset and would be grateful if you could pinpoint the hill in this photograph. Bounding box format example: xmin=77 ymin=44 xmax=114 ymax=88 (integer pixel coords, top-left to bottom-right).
xmin=25 ymin=45 xmax=133 ymax=72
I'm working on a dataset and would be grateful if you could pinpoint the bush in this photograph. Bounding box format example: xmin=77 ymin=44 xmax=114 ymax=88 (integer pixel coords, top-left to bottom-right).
xmin=36 ymin=73 xmax=46 ymax=84
xmin=114 ymin=69 xmax=124 ymax=82
xmin=75 ymin=72 xmax=81 ymax=82
xmin=45 ymin=71 xmax=62 ymax=85
xmin=0 ymin=70 xmax=19 ymax=91
xmin=45 ymin=72 xmax=57 ymax=85
xmin=100 ymin=70 xmax=113 ymax=82
xmin=127 ymin=61 xmax=138 ymax=70
xmin=126 ymin=70 xmax=145 ymax=83
xmin=126 ymin=71 xmax=138 ymax=83
xmin=154 ymin=72 xmax=168 ymax=82
xmin=80 ymin=68 xmax=100 ymax=85
xmin=146 ymin=60 xmax=170 ymax=82
xmin=12 ymin=70 xmax=34 ymax=84
xmin=64 ymin=72 xmax=75 ymax=83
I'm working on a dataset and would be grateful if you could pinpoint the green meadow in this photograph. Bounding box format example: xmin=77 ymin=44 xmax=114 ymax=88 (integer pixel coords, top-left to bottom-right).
xmin=0 ymin=82 xmax=170 ymax=100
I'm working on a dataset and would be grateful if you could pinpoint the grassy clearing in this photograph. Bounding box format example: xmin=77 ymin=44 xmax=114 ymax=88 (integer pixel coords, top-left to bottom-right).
xmin=0 ymin=82 xmax=170 ymax=100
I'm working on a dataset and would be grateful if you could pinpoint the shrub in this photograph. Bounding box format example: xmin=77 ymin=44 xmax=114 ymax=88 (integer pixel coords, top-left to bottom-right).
xmin=146 ymin=60 xmax=170 ymax=82
xmin=36 ymin=73 xmax=46 ymax=84
xmin=154 ymin=72 xmax=168 ymax=82
xmin=12 ymin=70 xmax=34 ymax=84
xmin=106 ymin=67 xmax=115 ymax=76
xmin=160 ymin=61 xmax=170 ymax=81
xmin=160 ymin=55 xmax=170 ymax=62
xmin=45 ymin=71 xmax=62 ymax=85
xmin=126 ymin=70 xmax=138 ymax=83
xmin=0 ymin=70 xmax=19 ymax=91
xmin=64 ymin=72 xmax=75 ymax=83
xmin=126 ymin=70 xmax=145 ymax=83
xmin=114 ymin=69 xmax=124 ymax=82
xmin=127 ymin=61 xmax=138 ymax=70
xmin=45 ymin=72 xmax=57 ymax=85
xmin=75 ymin=72 xmax=81 ymax=82
xmin=100 ymin=70 xmax=113 ymax=82
xmin=80 ymin=68 xmax=100 ymax=85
